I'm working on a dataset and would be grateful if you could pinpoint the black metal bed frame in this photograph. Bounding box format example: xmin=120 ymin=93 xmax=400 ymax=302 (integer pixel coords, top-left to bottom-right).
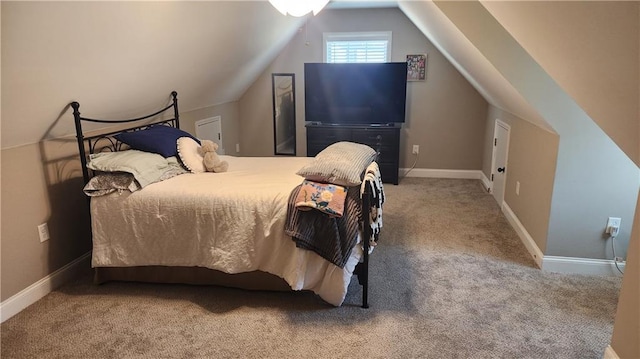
xmin=72 ymin=91 xmax=180 ymax=185
xmin=72 ymin=91 xmax=372 ymax=308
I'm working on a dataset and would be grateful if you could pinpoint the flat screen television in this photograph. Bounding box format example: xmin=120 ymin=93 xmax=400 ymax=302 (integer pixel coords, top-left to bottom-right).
xmin=304 ymin=62 xmax=408 ymax=125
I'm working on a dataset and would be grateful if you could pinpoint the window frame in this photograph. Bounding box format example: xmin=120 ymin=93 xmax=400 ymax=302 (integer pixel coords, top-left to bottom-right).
xmin=322 ymin=31 xmax=393 ymax=63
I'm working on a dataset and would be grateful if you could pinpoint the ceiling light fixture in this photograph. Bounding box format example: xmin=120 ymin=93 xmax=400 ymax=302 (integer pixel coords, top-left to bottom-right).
xmin=268 ymin=0 xmax=330 ymax=17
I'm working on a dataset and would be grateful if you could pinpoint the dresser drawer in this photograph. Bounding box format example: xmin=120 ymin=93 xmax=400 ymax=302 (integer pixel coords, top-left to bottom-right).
xmin=351 ymin=129 xmax=399 ymax=165
xmin=375 ymin=146 xmax=399 ymax=164
xmin=306 ymin=127 xmax=352 ymax=145
xmin=351 ymin=128 xmax=399 ymax=147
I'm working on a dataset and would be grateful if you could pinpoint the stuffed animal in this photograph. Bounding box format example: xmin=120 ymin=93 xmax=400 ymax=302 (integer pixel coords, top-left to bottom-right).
xmin=198 ymin=140 xmax=228 ymax=173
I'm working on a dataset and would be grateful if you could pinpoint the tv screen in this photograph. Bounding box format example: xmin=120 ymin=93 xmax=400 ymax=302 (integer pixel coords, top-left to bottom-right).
xmin=304 ymin=62 xmax=407 ymax=125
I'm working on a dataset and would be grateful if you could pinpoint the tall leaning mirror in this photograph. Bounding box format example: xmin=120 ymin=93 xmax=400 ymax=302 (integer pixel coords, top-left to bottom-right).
xmin=272 ymin=73 xmax=296 ymax=156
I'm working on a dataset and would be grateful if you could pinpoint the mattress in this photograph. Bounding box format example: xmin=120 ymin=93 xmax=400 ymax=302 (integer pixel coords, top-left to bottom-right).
xmin=90 ymin=155 xmax=363 ymax=306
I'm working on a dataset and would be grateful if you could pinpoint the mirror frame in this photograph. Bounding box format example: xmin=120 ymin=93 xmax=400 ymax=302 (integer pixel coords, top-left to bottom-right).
xmin=271 ymin=73 xmax=296 ymax=156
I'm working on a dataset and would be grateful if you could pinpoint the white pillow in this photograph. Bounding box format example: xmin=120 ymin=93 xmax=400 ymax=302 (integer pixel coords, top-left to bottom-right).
xmin=177 ymin=137 xmax=205 ymax=173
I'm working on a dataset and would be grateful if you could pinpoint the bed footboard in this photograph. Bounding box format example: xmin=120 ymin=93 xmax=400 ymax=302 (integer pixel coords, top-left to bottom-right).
xmin=354 ymin=180 xmax=372 ymax=308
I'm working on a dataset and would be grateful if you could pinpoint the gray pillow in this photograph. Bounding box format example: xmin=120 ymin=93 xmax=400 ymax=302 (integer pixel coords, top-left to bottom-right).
xmin=297 ymin=141 xmax=376 ymax=186
xmin=83 ymin=172 xmax=140 ymax=197
xmin=86 ymin=150 xmax=169 ymax=188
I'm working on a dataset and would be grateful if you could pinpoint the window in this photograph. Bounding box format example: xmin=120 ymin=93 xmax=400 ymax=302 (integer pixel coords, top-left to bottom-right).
xmin=323 ymin=32 xmax=392 ymax=63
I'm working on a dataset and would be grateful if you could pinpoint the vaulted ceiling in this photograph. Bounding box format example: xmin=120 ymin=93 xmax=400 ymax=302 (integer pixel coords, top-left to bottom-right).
xmin=3 ymin=0 xmax=549 ymax=149
xmin=2 ymin=0 xmax=638 ymax=164
xmin=2 ymin=1 xmax=305 ymax=148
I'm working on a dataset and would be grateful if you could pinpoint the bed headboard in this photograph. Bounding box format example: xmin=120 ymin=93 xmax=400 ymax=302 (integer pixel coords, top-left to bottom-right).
xmin=72 ymin=91 xmax=180 ymax=184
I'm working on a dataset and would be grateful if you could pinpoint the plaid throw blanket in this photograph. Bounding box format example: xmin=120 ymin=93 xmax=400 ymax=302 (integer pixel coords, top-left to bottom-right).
xmin=285 ymin=184 xmax=362 ymax=268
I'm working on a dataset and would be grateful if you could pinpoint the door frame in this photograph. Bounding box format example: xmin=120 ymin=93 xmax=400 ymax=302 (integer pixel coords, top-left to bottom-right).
xmin=195 ymin=116 xmax=224 ymax=154
xmin=489 ymin=119 xmax=511 ymax=205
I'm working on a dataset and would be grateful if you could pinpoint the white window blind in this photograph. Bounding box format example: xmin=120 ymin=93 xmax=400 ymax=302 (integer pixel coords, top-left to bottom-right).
xmin=323 ymin=32 xmax=392 ymax=63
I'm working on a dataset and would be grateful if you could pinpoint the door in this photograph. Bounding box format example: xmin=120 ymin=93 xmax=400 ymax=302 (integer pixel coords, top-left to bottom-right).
xmin=196 ymin=116 xmax=224 ymax=155
xmin=491 ymin=120 xmax=510 ymax=206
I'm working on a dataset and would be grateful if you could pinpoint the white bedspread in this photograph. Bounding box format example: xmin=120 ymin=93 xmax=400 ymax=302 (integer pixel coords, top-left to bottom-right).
xmin=90 ymin=155 xmax=362 ymax=306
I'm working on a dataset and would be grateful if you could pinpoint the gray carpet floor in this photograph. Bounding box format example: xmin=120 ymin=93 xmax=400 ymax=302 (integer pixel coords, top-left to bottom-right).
xmin=1 ymin=178 xmax=622 ymax=358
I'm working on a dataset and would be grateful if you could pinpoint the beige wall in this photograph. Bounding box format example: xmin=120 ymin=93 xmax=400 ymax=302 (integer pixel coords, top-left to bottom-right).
xmin=180 ymin=102 xmax=242 ymax=156
xmin=239 ymin=69 xmax=282 ymax=157
xmin=1 ymin=141 xmax=92 ymax=301
xmin=485 ymin=106 xmax=558 ymax=254
xmin=239 ymin=8 xmax=488 ymax=170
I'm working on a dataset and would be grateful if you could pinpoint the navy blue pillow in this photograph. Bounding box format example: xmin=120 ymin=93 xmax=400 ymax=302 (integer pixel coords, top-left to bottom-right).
xmin=114 ymin=125 xmax=200 ymax=158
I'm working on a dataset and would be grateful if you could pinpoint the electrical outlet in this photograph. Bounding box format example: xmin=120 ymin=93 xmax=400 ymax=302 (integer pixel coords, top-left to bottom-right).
xmin=235 ymin=143 xmax=240 ymax=153
xmin=516 ymin=181 xmax=520 ymax=196
xmin=38 ymin=223 xmax=50 ymax=242
xmin=412 ymin=145 xmax=419 ymax=154
xmin=606 ymin=217 xmax=621 ymax=235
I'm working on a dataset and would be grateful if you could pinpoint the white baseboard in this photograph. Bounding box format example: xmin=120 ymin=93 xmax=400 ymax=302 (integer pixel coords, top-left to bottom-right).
xmin=603 ymin=345 xmax=620 ymax=359
xmin=400 ymin=168 xmax=483 ymax=180
xmin=399 ymin=167 xmax=490 ymax=192
xmin=501 ymin=202 xmax=544 ymax=268
xmin=1 ymin=251 xmax=91 ymax=323
xmin=480 ymin=172 xmax=491 ymax=193
xmin=501 ymin=202 xmax=625 ymax=276
xmin=542 ymin=256 xmax=626 ymax=276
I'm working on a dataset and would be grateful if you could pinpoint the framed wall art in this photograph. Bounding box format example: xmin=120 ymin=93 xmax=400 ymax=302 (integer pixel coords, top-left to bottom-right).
xmin=406 ymin=54 xmax=427 ymax=81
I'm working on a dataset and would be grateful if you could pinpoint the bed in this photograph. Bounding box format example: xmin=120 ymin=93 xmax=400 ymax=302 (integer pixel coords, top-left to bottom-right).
xmin=72 ymin=92 xmax=383 ymax=307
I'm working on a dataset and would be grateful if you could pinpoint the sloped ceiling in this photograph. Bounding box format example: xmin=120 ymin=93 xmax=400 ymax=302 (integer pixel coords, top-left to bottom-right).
xmin=397 ymin=0 xmax=554 ymax=133
xmin=479 ymin=0 xmax=639 ymax=166
xmin=1 ymin=1 xmax=304 ymax=148
xmin=9 ymin=0 xmax=635 ymax=159
xmin=2 ymin=0 xmax=566 ymax=150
